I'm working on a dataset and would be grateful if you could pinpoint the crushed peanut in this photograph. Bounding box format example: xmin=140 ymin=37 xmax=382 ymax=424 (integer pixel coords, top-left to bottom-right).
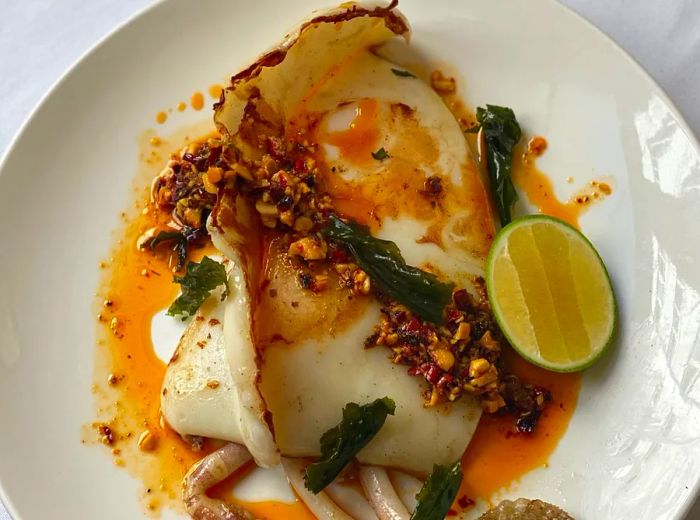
xmin=430 ymin=70 xmax=456 ymax=94
xmin=288 ymin=237 xmax=327 ymax=261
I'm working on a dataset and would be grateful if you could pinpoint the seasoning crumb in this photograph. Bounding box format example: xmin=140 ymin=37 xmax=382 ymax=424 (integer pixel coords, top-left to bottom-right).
xmin=206 ymin=380 xmax=220 ymax=389
xmin=209 ymin=318 xmax=221 ymax=326
xmin=97 ymin=424 xmax=115 ymax=445
xmin=566 ymin=176 xmax=574 ymax=183
xmin=107 ymin=373 xmax=119 ymax=386
xmin=430 ymin=70 xmax=456 ymax=94
xmin=109 ymin=317 xmax=119 ymax=333
xmin=138 ymin=430 xmax=158 ymax=452
xmin=591 ymin=180 xmax=612 ymax=195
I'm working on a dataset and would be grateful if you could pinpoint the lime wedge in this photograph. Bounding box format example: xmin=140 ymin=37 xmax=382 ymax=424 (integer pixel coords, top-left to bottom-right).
xmin=486 ymin=215 xmax=617 ymax=372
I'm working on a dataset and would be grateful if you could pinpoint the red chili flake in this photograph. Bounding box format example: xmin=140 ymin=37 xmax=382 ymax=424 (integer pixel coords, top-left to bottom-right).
xmin=266 ymin=137 xmax=286 ymax=160
xmin=392 ymin=310 xmax=407 ymax=323
xmin=423 ymin=175 xmax=443 ymax=196
xmin=98 ymin=425 xmax=115 ymax=445
xmin=425 ymin=364 xmax=442 ymax=384
xmin=403 ymin=317 xmax=421 ymax=332
xmin=419 ymin=322 xmax=434 ymax=336
xmin=293 ymin=157 xmax=306 ymax=173
xmin=447 ymin=309 xmax=463 ymax=322
xmin=453 ymin=288 xmax=472 ymax=310
xmin=328 ymin=246 xmax=349 ymax=263
xmin=276 ymin=174 xmax=288 ymax=188
xmin=458 ymin=496 xmax=475 ymax=508
xmin=407 ymin=366 xmax=421 ymax=376
xmin=447 ymin=510 xmax=458 ymax=516
xmin=437 ymin=373 xmax=453 ymax=388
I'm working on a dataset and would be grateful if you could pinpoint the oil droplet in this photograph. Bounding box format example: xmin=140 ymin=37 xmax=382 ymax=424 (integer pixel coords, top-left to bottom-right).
xmin=566 ymin=176 xmax=574 ymax=184
xmin=176 ymin=102 xmax=186 ymax=112
xmin=591 ymin=180 xmax=612 ymax=195
xmin=191 ymin=92 xmax=205 ymax=111
xmin=208 ymin=84 xmax=224 ymax=99
xmin=528 ymin=136 xmax=548 ymax=156
xmin=155 ymin=112 xmax=167 ymax=124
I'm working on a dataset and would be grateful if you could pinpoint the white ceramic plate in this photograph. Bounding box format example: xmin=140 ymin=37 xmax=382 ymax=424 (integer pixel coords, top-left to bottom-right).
xmin=1 ymin=0 xmax=699 ymax=518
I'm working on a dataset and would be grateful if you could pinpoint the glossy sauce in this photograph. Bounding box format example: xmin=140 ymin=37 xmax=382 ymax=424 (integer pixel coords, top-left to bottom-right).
xmin=92 ymin=126 xmax=220 ymax=513
xmin=512 ymin=137 xmax=612 ymax=229
xmin=322 ymin=98 xmax=380 ymax=167
xmin=208 ymin=84 xmax=224 ymax=99
xmin=310 ymin=98 xmax=495 ymax=262
xmin=460 ymin=350 xmax=580 ymax=506
xmin=96 ymin=94 xmax=584 ymax=517
xmin=191 ymin=91 xmax=205 ymax=111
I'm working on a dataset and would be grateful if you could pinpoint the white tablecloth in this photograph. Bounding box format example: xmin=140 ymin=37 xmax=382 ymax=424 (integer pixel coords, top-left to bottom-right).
xmin=0 ymin=1 xmax=698 ymax=519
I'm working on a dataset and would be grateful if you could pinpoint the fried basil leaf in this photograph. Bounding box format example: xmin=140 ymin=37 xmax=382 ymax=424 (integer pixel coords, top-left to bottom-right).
xmin=167 ymin=257 xmax=228 ymax=319
xmin=304 ymin=397 xmax=396 ymax=493
xmin=371 ymin=147 xmax=390 ymax=160
xmin=410 ymin=461 xmax=463 ymax=520
xmin=323 ymin=216 xmax=453 ymax=324
xmin=146 ymin=230 xmax=188 ymax=270
xmin=391 ymin=68 xmax=416 ymax=78
xmin=476 ymin=104 xmax=522 ymax=226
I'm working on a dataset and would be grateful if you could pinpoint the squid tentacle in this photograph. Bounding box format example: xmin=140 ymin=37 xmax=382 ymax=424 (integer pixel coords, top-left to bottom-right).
xmin=183 ymin=442 xmax=254 ymax=520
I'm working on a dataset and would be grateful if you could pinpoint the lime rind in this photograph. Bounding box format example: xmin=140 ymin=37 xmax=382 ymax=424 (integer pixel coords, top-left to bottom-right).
xmin=486 ymin=214 xmax=618 ymax=373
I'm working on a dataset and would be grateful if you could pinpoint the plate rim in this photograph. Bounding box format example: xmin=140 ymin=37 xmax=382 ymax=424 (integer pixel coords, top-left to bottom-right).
xmin=0 ymin=0 xmax=698 ymax=518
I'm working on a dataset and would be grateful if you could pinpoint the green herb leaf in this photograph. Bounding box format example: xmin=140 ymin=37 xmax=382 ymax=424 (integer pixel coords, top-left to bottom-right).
xmin=323 ymin=216 xmax=453 ymax=324
xmin=391 ymin=68 xmax=416 ymax=78
xmin=304 ymin=397 xmax=396 ymax=493
xmin=476 ymin=104 xmax=522 ymax=226
xmin=147 ymin=230 xmax=189 ymax=270
xmin=371 ymin=147 xmax=390 ymax=160
xmin=167 ymin=257 xmax=228 ymax=319
xmin=410 ymin=461 xmax=463 ymax=520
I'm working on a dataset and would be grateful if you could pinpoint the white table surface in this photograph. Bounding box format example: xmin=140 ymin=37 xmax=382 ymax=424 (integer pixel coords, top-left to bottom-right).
xmin=0 ymin=1 xmax=698 ymax=519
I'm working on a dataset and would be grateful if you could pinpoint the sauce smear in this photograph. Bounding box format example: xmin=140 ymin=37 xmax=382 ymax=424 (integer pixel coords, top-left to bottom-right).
xmin=460 ymin=349 xmax=580 ymax=505
xmin=512 ymin=137 xmax=612 ymax=228
xmin=93 ymin=125 xmax=580 ymax=517
xmin=92 ymin=127 xmax=218 ymax=513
